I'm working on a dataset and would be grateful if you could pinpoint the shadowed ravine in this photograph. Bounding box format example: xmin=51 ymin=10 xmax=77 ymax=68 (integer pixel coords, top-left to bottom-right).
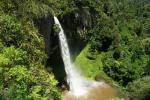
xmin=54 ymin=16 xmax=121 ymax=99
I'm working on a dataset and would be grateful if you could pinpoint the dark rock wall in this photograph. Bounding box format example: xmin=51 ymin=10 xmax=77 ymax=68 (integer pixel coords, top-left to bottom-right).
xmin=59 ymin=7 xmax=93 ymax=58
xmin=33 ymin=7 xmax=96 ymax=84
xmin=34 ymin=14 xmax=66 ymax=84
xmin=34 ymin=7 xmax=95 ymax=60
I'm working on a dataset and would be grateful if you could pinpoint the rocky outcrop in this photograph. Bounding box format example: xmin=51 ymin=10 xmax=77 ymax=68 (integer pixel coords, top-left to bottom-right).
xmin=34 ymin=7 xmax=96 ymax=59
xmin=33 ymin=7 xmax=97 ymax=83
xmin=60 ymin=7 xmax=92 ymax=37
xmin=34 ymin=14 xmax=66 ymax=84
xmin=59 ymin=7 xmax=96 ymax=57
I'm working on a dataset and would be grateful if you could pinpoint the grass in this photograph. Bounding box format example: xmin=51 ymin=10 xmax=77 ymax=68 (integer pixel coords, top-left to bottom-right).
xmin=74 ymin=45 xmax=128 ymax=99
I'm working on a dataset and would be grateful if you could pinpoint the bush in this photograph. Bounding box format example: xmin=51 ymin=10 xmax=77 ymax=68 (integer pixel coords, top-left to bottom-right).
xmin=103 ymin=44 xmax=149 ymax=85
xmin=127 ymin=76 xmax=150 ymax=100
xmin=0 ymin=15 xmax=22 ymax=46
xmin=0 ymin=46 xmax=61 ymax=100
xmin=89 ymin=16 xmax=118 ymax=52
xmin=0 ymin=13 xmax=61 ymax=100
xmin=2 ymin=46 xmax=28 ymax=66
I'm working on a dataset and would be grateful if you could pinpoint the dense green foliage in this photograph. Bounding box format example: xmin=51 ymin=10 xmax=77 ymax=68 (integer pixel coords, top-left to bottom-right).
xmin=75 ymin=0 xmax=150 ymax=99
xmin=0 ymin=2 xmax=61 ymax=99
xmin=127 ymin=76 xmax=150 ymax=100
xmin=75 ymin=45 xmax=106 ymax=79
xmin=0 ymin=0 xmax=150 ymax=100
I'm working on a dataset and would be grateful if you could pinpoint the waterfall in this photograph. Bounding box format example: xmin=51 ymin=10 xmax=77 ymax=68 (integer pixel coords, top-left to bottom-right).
xmin=54 ymin=16 xmax=99 ymax=96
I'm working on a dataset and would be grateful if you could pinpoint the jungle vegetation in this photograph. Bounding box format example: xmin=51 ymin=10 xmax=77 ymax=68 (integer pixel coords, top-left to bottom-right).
xmin=0 ymin=0 xmax=150 ymax=100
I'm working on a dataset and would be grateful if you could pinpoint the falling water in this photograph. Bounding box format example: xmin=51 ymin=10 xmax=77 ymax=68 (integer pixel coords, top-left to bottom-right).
xmin=53 ymin=16 xmax=126 ymax=100
xmin=54 ymin=16 xmax=100 ymax=96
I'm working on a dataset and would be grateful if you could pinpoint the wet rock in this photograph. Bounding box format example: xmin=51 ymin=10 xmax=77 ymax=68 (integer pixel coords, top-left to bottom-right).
xmin=95 ymin=75 xmax=105 ymax=82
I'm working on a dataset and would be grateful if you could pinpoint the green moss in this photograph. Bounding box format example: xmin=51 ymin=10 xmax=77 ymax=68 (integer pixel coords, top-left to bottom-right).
xmin=75 ymin=45 xmax=110 ymax=81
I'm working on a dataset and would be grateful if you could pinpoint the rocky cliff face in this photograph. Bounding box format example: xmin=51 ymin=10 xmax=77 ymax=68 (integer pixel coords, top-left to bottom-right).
xmin=59 ymin=7 xmax=96 ymax=57
xmin=33 ymin=7 xmax=96 ymax=83
xmin=34 ymin=14 xmax=65 ymax=84
xmin=34 ymin=7 xmax=95 ymax=59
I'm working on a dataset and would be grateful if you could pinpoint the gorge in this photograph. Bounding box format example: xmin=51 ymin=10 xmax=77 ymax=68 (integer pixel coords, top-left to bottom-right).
xmin=0 ymin=0 xmax=149 ymax=100
xmin=54 ymin=16 xmax=122 ymax=100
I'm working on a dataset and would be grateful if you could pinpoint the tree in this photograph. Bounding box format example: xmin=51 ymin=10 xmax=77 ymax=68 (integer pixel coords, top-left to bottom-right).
xmin=127 ymin=76 xmax=150 ymax=100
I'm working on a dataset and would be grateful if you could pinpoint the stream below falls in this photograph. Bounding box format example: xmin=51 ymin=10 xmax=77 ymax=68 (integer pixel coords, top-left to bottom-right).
xmin=63 ymin=82 xmax=124 ymax=100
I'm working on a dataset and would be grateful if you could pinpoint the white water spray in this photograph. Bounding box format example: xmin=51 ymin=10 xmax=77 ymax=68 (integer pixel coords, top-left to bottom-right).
xmin=54 ymin=16 xmax=100 ymax=96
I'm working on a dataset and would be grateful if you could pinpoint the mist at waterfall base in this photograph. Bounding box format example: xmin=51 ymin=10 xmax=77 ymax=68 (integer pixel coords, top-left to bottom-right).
xmin=54 ymin=16 xmax=105 ymax=96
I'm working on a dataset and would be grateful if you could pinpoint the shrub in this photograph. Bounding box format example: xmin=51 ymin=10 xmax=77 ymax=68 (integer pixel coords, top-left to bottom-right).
xmin=0 ymin=15 xmax=22 ymax=46
xmin=103 ymin=44 xmax=149 ymax=85
xmin=89 ymin=16 xmax=118 ymax=52
xmin=127 ymin=76 xmax=150 ymax=100
xmin=0 ymin=46 xmax=61 ymax=100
